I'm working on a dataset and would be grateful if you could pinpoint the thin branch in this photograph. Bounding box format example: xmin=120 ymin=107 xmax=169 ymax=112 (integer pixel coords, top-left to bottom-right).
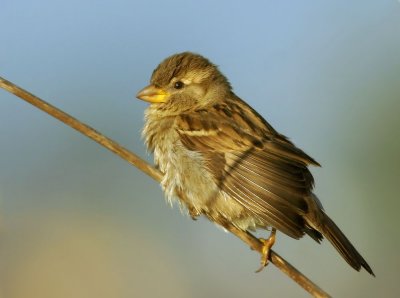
xmin=0 ymin=76 xmax=331 ymax=298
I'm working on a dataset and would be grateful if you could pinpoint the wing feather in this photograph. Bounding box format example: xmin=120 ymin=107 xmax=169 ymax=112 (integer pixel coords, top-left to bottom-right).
xmin=176 ymin=98 xmax=319 ymax=238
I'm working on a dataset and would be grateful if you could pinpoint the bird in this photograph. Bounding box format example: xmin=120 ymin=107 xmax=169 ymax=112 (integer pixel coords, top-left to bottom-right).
xmin=136 ymin=52 xmax=374 ymax=275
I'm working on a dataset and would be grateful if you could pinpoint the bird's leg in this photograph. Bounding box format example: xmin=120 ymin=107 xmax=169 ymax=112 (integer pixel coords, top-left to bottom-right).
xmin=188 ymin=206 xmax=201 ymax=220
xmin=177 ymin=188 xmax=201 ymax=220
xmin=255 ymin=228 xmax=276 ymax=273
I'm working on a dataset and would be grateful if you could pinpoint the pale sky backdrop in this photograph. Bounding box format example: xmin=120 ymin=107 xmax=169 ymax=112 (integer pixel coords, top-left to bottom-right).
xmin=1 ymin=1 xmax=400 ymax=297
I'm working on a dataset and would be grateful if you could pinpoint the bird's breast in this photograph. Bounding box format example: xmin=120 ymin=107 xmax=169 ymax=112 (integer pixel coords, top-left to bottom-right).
xmin=143 ymin=113 xmax=217 ymax=211
xmin=143 ymin=112 xmax=259 ymax=230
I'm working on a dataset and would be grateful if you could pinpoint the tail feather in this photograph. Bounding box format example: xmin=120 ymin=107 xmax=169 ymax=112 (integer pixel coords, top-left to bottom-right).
xmin=321 ymin=212 xmax=374 ymax=276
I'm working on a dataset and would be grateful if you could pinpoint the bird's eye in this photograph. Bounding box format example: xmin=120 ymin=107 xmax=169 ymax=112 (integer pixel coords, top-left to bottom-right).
xmin=174 ymin=81 xmax=184 ymax=89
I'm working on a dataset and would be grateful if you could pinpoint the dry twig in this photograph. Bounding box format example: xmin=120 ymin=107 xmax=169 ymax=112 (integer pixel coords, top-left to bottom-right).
xmin=0 ymin=76 xmax=331 ymax=298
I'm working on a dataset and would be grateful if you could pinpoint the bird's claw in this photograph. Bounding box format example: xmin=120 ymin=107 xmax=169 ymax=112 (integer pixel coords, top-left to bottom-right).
xmin=255 ymin=228 xmax=276 ymax=273
xmin=188 ymin=206 xmax=201 ymax=220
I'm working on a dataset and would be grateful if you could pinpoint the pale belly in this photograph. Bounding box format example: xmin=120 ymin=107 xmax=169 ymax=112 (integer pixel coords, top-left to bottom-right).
xmin=153 ymin=140 xmax=261 ymax=231
xmin=143 ymin=110 xmax=263 ymax=231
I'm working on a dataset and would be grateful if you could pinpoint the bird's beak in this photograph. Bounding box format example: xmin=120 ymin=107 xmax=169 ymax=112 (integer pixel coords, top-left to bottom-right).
xmin=136 ymin=85 xmax=169 ymax=103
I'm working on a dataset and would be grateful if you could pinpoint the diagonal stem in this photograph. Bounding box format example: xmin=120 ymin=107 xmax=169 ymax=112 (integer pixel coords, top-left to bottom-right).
xmin=0 ymin=76 xmax=331 ymax=298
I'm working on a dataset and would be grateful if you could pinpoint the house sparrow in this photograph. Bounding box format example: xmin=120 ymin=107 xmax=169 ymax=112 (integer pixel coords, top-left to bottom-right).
xmin=136 ymin=52 xmax=373 ymax=275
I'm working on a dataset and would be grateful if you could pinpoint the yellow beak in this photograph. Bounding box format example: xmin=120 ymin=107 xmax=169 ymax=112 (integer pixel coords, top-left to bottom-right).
xmin=136 ymin=85 xmax=169 ymax=103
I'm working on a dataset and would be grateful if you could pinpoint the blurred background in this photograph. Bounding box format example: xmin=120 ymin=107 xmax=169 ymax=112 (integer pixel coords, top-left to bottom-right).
xmin=1 ymin=1 xmax=399 ymax=297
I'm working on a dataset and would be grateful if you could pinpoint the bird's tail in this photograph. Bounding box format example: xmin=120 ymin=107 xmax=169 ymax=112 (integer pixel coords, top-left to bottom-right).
xmin=321 ymin=211 xmax=374 ymax=276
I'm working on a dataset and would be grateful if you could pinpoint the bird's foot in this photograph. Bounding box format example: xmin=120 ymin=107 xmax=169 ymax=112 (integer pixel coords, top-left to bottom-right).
xmin=188 ymin=206 xmax=201 ymax=220
xmin=255 ymin=228 xmax=276 ymax=273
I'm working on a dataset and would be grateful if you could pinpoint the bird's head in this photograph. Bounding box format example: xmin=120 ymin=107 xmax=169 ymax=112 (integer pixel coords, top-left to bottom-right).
xmin=136 ymin=52 xmax=231 ymax=113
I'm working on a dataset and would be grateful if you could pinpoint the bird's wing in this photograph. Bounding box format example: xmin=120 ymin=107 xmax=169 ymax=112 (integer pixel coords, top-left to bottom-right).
xmin=176 ymin=98 xmax=320 ymax=238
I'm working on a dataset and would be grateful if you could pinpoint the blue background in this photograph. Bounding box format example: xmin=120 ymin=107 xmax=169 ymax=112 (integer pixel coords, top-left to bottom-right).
xmin=1 ymin=1 xmax=399 ymax=297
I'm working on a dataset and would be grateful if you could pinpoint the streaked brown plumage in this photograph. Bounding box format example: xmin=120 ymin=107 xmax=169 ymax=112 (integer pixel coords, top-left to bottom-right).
xmin=136 ymin=52 xmax=373 ymax=275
